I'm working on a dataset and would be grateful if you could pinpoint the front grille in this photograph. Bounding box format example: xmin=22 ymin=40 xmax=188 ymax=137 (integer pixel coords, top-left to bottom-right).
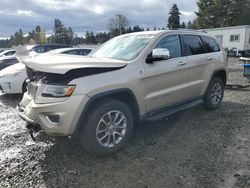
xmin=25 ymin=67 xmax=67 ymax=84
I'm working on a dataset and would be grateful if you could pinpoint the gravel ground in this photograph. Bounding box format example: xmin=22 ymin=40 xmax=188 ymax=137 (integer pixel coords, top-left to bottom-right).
xmin=0 ymin=58 xmax=250 ymax=188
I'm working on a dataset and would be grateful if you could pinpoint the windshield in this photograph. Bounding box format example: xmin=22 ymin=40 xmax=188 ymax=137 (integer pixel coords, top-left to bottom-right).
xmin=91 ymin=34 xmax=154 ymax=61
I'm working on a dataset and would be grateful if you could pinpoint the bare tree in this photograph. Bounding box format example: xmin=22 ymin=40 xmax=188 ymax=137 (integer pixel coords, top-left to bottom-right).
xmin=108 ymin=14 xmax=129 ymax=37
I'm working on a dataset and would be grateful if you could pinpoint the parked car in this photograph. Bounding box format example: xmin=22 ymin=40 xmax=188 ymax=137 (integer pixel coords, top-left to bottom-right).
xmin=47 ymin=47 xmax=93 ymax=56
xmin=17 ymin=30 xmax=228 ymax=156
xmin=0 ymin=49 xmax=16 ymax=57
xmin=240 ymin=50 xmax=250 ymax=58
xmin=27 ymin=44 xmax=72 ymax=56
xmin=0 ymin=56 xmax=19 ymax=70
xmin=0 ymin=63 xmax=27 ymax=94
xmin=0 ymin=47 xmax=91 ymax=94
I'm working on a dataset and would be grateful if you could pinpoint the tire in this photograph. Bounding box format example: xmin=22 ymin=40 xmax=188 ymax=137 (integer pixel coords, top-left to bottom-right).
xmin=203 ymin=77 xmax=224 ymax=110
xmin=22 ymin=81 xmax=27 ymax=93
xmin=79 ymin=99 xmax=134 ymax=157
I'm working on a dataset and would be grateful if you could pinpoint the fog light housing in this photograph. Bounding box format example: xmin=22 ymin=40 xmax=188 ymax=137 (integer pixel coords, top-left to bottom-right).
xmin=46 ymin=114 xmax=60 ymax=124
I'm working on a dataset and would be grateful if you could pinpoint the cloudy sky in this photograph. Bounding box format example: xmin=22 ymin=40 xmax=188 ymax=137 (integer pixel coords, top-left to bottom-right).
xmin=0 ymin=0 xmax=197 ymax=38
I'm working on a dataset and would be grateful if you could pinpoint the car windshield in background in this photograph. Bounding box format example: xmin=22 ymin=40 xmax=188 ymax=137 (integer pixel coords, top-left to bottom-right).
xmin=91 ymin=34 xmax=154 ymax=61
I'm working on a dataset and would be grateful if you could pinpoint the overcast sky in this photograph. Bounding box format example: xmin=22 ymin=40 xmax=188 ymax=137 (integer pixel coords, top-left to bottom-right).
xmin=0 ymin=0 xmax=197 ymax=38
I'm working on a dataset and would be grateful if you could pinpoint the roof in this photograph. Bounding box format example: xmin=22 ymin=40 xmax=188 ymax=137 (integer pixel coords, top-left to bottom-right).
xmin=204 ymin=25 xmax=250 ymax=31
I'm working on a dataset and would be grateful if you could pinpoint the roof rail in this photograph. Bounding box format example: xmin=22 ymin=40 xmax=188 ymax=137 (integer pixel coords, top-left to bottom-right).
xmin=169 ymin=28 xmax=207 ymax=33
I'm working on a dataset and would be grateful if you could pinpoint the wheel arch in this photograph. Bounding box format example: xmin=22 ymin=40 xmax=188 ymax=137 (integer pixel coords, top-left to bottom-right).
xmin=211 ymin=69 xmax=227 ymax=85
xmin=75 ymin=88 xmax=140 ymax=133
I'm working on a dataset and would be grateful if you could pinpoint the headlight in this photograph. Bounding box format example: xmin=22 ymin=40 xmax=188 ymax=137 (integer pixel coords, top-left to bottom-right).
xmin=42 ymin=85 xmax=76 ymax=97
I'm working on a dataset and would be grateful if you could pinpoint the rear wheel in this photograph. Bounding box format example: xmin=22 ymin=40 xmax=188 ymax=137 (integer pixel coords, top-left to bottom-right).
xmin=203 ymin=77 xmax=224 ymax=110
xmin=79 ymin=99 xmax=134 ymax=157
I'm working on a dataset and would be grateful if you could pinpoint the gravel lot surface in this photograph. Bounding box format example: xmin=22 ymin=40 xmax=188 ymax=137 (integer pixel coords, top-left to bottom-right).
xmin=0 ymin=58 xmax=250 ymax=188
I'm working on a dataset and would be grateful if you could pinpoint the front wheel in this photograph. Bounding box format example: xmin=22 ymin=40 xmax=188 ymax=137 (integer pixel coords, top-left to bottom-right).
xmin=79 ymin=99 xmax=134 ymax=157
xmin=203 ymin=77 xmax=225 ymax=110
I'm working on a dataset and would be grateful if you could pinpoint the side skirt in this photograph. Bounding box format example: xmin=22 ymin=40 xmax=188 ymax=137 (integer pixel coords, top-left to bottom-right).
xmin=143 ymin=98 xmax=203 ymax=121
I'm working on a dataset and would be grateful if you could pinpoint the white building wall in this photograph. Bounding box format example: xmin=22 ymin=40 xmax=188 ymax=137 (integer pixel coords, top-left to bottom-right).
xmin=244 ymin=28 xmax=250 ymax=50
xmin=205 ymin=26 xmax=250 ymax=51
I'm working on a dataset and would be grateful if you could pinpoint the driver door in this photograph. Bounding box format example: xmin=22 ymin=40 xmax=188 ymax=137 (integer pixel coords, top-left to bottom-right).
xmin=143 ymin=34 xmax=191 ymax=113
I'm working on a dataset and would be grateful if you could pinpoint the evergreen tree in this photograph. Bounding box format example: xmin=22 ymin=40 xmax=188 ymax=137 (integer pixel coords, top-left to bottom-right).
xmin=180 ymin=22 xmax=186 ymax=28
xmin=196 ymin=0 xmax=250 ymax=28
xmin=168 ymin=4 xmax=181 ymax=29
xmin=85 ymin=31 xmax=97 ymax=44
xmin=52 ymin=18 xmax=74 ymax=44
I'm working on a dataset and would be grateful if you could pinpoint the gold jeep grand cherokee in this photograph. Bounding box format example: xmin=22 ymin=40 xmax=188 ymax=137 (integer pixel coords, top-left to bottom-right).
xmin=17 ymin=30 xmax=228 ymax=156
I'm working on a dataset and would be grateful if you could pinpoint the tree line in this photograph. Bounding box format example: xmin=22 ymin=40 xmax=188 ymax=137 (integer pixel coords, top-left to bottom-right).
xmin=0 ymin=0 xmax=249 ymax=48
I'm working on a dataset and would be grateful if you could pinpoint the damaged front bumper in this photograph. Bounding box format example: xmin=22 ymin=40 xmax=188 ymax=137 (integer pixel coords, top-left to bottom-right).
xmin=17 ymin=92 xmax=89 ymax=136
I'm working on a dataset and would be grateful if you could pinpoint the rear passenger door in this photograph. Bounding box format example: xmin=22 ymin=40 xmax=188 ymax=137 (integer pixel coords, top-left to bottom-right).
xmin=181 ymin=35 xmax=219 ymax=97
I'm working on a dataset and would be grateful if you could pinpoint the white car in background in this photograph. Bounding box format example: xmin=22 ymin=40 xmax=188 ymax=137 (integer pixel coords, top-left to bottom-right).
xmin=0 ymin=63 xmax=27 ymax=94
xmin=0 ymin=49 xmax=16 ymax=57
xmin=0 ymin=47 xmax=93 ymax=94
xmin=47 ymin=47 xmax=93 ymax=56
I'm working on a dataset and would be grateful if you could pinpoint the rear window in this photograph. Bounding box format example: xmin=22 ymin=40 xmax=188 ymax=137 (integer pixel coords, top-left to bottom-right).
xmin=182 ymin=35 xmax=206 ymax=56
xmin=201 ymin=36 xmax=220 ymax=53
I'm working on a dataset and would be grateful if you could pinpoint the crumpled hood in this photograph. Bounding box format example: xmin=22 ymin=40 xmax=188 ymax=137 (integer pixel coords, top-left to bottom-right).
xmin=22 ymin=54 xmax=127 ymax=74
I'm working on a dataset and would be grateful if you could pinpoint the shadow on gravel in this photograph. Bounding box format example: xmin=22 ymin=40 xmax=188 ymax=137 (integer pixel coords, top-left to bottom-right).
xmin=30 ymin=101 xmax=250 ymax=187
xmin=0 ymin=93 xmax=22 ymax=108
xmin=37 ymin=112 xmax=185 ymax=187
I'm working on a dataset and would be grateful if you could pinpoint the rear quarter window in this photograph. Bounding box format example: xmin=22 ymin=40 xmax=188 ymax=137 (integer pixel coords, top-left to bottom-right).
xmin=182 ymin=35 xmax=206 ymax=56
xmin=201 ymin=36 xmax=220 ymax=53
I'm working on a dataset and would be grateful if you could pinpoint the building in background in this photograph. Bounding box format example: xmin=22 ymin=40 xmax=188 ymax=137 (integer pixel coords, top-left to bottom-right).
xmin=205 ymin=25 xmax=250 ymax=52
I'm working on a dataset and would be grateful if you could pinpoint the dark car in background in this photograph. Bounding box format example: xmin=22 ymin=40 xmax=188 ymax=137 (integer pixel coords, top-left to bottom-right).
xmin=240 ymin=50 xmax=250 ymax=58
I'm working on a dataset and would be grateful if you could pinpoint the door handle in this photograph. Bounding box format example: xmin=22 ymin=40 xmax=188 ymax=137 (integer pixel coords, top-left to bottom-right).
xmin=205 ymin=57 xmax=213 ymax=60
xmin=177 ymin=62 xmax=187 ymax=66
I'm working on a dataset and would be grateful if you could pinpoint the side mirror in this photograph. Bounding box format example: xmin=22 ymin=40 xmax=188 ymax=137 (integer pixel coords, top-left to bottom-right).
xmin=152 ymin=48 xmax=170 ymax=59
xmin=146 ymin=48 xmax=170 ymax=64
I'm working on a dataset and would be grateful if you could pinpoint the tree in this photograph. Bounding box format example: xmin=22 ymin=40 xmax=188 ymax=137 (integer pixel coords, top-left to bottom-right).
xmin=196 ymin=0 xmax=250 ymax=28
xmin=196 ymin=0 xmax=216 ymax=28
xmin=238 ymin=0 xmax=250 ymax=25
xmin=9 ymin=29 xmax=24 ymax=46
xmin=52 ymin=18 xmax=74 ymax=44
xmin=168 ymin=4 xmax=181 ymax=29
xmin=95 ymin=32 xmax=110 ymax=44
xmin=187 ymin=20 xmax=199 ymax=29
xmin=180 ymin=22 xmax=187 ymax=28
xmin=108 ymin=14 xmax=129 ymax=37
xmin=85 ymin=31 xmax=97 ymax=44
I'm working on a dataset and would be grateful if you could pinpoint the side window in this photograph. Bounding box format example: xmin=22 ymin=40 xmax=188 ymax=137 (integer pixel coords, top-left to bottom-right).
xmin=63 ymin=50 xmax=79 ymax=55
xmin=155 ymin=35 xmax=182 ymax=58
xmin=201 ymin=36 xmax=220 ymax=53
xmin=44 ymin=46 xmax=52 ymax=52
xmin=182 ymin=35 xmax=206 ymax=56
xmin=33 ymin=46 xmax=44 ymax=53
xmin=5 ymin=51 xmax=15 ymax=56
